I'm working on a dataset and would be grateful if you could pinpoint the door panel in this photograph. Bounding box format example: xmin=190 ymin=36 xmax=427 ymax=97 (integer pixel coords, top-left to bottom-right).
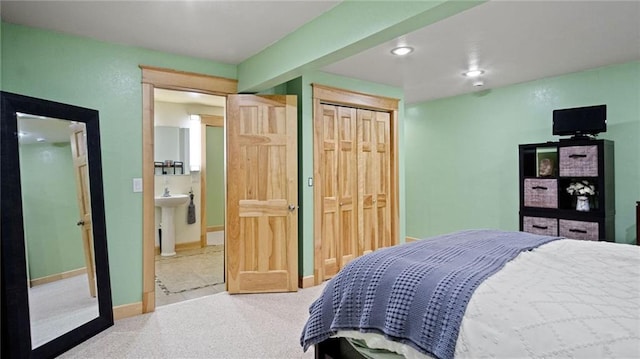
xmin=227 ymin=95 xmax=297 ymax=294
xmin=338 ymin=106 xmax=358 ymax=266
xmin=358 ymin=109 xmax=378 ymax=255
xmin=374 ymin=111 xmax=392 ymax=249
xmin=319 ymin=104 xmax=339 ymax=279
xmin=316 ymin=104 xmax=358 ymax=280
xmin=70 ymin=123 xmax=96 ymax=298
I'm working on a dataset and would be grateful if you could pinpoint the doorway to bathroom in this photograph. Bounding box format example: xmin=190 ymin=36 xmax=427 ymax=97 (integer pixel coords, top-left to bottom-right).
xmin=153 ymin=89 xmax=226 ymax=307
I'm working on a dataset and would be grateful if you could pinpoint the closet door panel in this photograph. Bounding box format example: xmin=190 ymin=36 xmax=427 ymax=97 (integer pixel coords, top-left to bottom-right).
xmin=319 ymin=104 xmax=340 ymax=278
xmin=337 ymin=107 xmax=358 ymax=266
xmin=357 ymin=109 xmax=378 ymax=255
xmin=375 ymin=111 xmax=392 ymax=249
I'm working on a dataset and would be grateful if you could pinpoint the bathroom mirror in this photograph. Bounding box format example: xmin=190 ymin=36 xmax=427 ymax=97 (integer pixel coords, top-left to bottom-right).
xmin=154 ymin=126 xmax=191 ymax=175
xmin=1 ymin=91 xmax=113 ymax=358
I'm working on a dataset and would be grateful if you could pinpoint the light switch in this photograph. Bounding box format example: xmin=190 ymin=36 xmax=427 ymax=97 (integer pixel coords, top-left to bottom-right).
xmin=132 ymin=178 xmax=143 ymax=192
xmin=308 ymin=177 xmax=313 ymax=187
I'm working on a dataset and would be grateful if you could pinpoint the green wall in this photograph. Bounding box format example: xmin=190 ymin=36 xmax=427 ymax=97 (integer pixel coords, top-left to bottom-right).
xmin=19 ymin=143 xmax=85 ymax=279
xmin=1 ymin=21 xmax=408 ymax=303
xmin=2 ymin=22 xmax=236 ymax=306
xmin=405 ymin=61 xmax=640 ymax=244
xmin=206 ymin=126 xmax=224 ymax=227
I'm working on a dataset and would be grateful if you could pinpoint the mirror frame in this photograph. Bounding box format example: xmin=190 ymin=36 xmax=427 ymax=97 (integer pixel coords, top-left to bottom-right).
xmin=1 ymin=91 xmax=113 ymax=358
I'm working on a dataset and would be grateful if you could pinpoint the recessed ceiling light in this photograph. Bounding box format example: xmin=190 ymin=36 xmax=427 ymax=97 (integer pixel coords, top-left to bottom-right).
xmin=390 ymin=46 xmax=414 ymax=56
xmin=473 ymin=80 xmax=485 ymax=87
xmin=36 ymin=137 xmax=46 ymax=142
xmin=463 ymin=69 xmax=485 ymax=77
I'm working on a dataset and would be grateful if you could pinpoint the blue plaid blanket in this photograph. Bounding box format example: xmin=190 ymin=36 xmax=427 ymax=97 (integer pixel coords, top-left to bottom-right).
xmin=300 ymin=229 xmax=560 ymax=359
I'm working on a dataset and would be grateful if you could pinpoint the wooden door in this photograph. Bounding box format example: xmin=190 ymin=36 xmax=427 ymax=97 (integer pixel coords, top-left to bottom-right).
xmin=226 ymin=95 xmax=298 ymax=294
xmin=358 ymin=110 xmax=392 ymax=254
xmin=314 ymin=104 xmax=358 ymax=281
xmin=70 ymin=123 xmax=96 ymax=297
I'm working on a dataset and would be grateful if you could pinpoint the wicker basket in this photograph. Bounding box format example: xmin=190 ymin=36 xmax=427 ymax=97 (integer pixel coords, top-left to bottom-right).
xmin=559 ymin=219 xmax=599 ymax=241
xmin=524 ymin=178 xmax=557 ymax=208
xmin=559 ymin=145 xmax=598 ymax=177
xmin=523 ymin=216 xmax=558 ymax=236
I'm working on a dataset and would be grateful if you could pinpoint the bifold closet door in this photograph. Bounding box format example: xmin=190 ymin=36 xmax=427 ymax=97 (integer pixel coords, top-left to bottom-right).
xmin=316 ymin=104 xmax=358 ymax=279
xmin=357 ymin=109 xmax=392 ymax=255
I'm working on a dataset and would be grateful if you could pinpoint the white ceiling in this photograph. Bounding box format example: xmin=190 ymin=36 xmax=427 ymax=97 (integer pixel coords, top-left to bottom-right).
xmin=17 ymin=114 xmax=76 ymax=145
xmin=323 ymin=1 xmax=640 ymax=103
xmin=2 ymin=1 xmax=639 ymax=104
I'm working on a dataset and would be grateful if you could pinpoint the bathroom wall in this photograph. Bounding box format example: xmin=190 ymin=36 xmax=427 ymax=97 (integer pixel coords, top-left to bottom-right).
xmin=206 ymin=126 xmax=225 ymax=228
xmin=154 ymin=101 xmax=223 ymax=246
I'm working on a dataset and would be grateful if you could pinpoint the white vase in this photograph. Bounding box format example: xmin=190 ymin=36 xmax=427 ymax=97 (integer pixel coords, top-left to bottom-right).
xmin=576 ymin=195 xmax=590 ymax=212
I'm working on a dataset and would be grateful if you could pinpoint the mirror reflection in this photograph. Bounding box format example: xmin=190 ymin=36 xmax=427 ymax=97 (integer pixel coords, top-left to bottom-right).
xmin=17 ymin=113 xmax=99 ymax=348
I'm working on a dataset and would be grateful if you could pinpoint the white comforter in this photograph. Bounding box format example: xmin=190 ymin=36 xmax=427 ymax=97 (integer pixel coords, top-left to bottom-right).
xmin=337 ymin=239 xmax=640 ymax=359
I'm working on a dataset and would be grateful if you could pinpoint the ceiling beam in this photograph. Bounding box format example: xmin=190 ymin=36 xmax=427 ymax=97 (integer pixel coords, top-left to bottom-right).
xmin=237 ymin=0 xmax=486 ymax=93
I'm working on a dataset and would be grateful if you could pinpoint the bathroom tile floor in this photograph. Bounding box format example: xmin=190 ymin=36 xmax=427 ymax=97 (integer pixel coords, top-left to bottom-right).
xmin=155 ymin=244 xmax=225 ymax=307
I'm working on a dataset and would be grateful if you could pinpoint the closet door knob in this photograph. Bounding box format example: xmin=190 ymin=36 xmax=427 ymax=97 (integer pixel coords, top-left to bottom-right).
xmin=76 ymin=220 xmax=85 ymax=226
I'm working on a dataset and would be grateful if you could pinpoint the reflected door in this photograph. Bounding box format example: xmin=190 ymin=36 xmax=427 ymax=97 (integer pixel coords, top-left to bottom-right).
xmin=70 ymin=123 xmax=96 ymax=297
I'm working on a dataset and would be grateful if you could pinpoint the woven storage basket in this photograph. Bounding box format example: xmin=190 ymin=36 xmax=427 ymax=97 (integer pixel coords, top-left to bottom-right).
xmin=523 ymin=216 xmax=558 ymax=236
xmin=524 ymin=178 xmax=557 ymax=208
xmin=559 ymin=145 xmax=598 ymax=177
xmin=559 ymin=219 xmax=599 ymax=241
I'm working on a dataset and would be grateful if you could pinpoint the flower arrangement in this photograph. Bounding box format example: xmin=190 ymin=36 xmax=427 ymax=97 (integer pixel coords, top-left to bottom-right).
xmin=566 ymin=180 xmax=595 ymax=197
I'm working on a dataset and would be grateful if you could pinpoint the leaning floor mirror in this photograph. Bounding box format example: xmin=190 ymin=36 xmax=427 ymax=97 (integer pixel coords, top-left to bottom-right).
xmin=1 ymin=91 xmax=113 ymax=358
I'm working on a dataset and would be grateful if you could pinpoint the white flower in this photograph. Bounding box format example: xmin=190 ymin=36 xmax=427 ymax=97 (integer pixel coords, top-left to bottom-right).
xmin=567 ymin=180 xmax=595 ymax=197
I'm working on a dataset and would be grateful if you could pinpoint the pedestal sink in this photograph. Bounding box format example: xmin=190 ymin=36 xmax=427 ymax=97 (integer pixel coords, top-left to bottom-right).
xmin=155 ymin=194 xmax=189 ymax=256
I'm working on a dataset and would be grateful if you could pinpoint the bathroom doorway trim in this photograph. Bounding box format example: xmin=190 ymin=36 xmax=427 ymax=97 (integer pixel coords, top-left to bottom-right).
xmin=140 ymin=65 xmax=237 ymax=314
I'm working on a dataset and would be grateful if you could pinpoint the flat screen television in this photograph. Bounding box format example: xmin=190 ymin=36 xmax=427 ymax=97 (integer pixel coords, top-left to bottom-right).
xmin=553 ymin=104 xmax=606 ymax=138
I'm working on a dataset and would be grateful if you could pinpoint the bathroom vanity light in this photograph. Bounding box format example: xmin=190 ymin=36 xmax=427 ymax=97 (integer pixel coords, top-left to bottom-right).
xmin=189 ymin=115 xmax=201 ymax=172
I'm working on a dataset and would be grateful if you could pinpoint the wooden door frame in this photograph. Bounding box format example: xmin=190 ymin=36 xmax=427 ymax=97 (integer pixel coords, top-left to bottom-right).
xmin=140 ymin=66 xmax=237 ymax=313
xmin=312 ymin=84 xmax=400 ymax=285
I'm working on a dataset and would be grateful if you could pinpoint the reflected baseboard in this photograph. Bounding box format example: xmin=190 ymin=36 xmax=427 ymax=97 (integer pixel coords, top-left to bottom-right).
xmin=405 ymin=236 xmax=420 ymax=243
xmin=113 ymin=302 xmax=143 ymax=320
xmin=30 ymin=267 xmax=87 ymax=287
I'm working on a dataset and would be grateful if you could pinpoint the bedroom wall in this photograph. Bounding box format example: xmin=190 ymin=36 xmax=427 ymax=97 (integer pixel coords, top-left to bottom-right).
xmin=405 ymin=61 xmax=640 ymax=244
xmin=1 ymin=22 xmax=236 ymax=306
xmin=2 ymin=21 xmax=406 ymax=303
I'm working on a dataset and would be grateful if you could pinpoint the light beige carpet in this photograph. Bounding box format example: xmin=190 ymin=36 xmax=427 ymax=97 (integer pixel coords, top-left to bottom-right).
xmin=155 ymin=245 xmax=224 ymax=294
xmin=60 ymin=283 xmax=327 ymax=358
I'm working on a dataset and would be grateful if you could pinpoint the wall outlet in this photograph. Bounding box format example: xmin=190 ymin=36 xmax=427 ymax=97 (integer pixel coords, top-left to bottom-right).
xmin=132 ymin=178 xmax=143 ymax=192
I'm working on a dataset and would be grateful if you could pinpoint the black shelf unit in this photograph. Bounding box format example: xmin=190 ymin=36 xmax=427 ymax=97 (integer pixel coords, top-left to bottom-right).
xmin=519 ymin=139 xmax=614 ymax=241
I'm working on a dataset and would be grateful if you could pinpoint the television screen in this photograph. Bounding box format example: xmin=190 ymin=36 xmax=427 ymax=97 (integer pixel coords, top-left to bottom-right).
xmin=553 ymin=104 xmax=606 ymax=137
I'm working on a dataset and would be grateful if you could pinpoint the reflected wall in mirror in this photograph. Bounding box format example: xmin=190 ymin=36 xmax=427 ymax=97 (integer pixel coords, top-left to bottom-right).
xmin=1 ymin=91 xmax=113 ymax=359
xmin=17 ymin=115 xmax=99 ymax=348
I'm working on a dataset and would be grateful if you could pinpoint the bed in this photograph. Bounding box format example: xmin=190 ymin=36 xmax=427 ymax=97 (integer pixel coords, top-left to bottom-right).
xmin=300 ymin=229 xmax=640 ymax=359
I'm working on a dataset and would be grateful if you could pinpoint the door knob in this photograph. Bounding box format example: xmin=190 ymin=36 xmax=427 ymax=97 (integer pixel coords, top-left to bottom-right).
xmin=288 ymin=204 xmax=297 ymax=212
xmin=76 ymin=220 xmax=85 ymax=226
